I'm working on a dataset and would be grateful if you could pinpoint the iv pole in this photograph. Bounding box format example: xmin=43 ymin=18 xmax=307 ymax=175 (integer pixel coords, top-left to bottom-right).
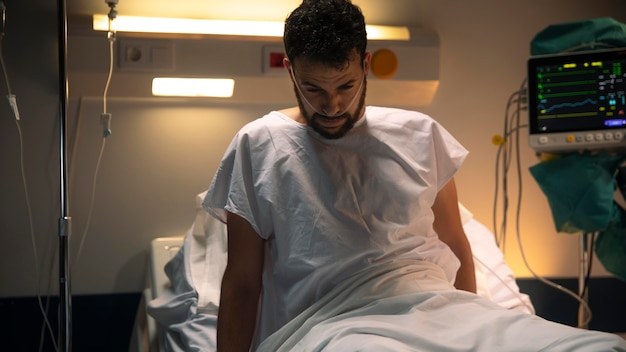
xmin=57 ymin=0 xmax=72 ymax=350
xmin=578 ymin=232 xmax=592 ymax=329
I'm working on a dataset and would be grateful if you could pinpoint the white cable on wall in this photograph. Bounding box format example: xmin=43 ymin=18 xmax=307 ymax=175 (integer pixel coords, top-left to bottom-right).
xmin=493 ymin=86 xmax=527 ymax=252
xmin=493 ymin=79 xmax=593 ymax=328
xmin=74 ymin=9 xmax=116 ymax=266
xmin=0 ymin=2 xmax=59 ymax=351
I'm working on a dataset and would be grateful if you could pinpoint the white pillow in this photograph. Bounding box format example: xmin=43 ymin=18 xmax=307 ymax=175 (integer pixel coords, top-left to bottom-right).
xmin=189 ymin=190 xmax=228 ymax=314
xmin=459 ymin=203 xmax=535 ymax=314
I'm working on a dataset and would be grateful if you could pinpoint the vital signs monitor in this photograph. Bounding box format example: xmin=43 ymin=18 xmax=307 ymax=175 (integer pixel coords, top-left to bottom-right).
xmin=528 ymin=47 xmax=626 ymax=153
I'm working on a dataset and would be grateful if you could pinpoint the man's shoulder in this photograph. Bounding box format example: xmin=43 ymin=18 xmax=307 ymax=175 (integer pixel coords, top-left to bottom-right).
xmin=237 ymin=111 xmax=294 ymax=136
xmin=366 ymin=106 xmax=435 ymax=126
xmin=229 ymin=111 xmax=304 ymax=152
xmin=247 ymin=110 xmax=299 ymax=126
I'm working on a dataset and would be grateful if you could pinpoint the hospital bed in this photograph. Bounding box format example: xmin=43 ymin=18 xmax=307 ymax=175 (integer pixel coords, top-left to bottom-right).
xmin=138 ymin=191 xmax=626 ymax=350
xmin=129 ymin=236 xmax=185 ymax=352
xmin=129 ymin=190 xmax=539 ymax=352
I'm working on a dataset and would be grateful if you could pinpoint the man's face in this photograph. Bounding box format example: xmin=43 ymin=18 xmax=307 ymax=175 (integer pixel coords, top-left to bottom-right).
xmin=287 ymin=52 xmax=370 ymax=139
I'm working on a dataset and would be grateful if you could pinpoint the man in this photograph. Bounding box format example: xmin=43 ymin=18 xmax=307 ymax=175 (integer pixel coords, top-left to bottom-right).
xmin=203 ymin=1 xmax=626 ymax=351
xmin=203 ymin=1 xmax=475 ymax=351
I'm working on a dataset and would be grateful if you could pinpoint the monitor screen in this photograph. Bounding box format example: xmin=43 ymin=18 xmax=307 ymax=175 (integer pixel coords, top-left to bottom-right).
xmin=527 ymin=47 xmax=626 ymax=153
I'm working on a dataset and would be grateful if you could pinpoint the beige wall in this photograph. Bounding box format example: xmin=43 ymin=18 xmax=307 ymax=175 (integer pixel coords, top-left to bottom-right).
xmin=417 ymin=1 xmax=626 ymax=279
xmin=1 ymin=0 xmax=625 ymax=296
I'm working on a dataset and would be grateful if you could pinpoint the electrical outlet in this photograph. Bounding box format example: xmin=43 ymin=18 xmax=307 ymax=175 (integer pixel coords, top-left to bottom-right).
xmin=117 ymin=38 xmax=174 ymax=71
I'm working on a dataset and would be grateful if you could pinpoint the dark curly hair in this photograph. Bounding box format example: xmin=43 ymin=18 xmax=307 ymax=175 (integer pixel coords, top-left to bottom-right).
xmin=283 ymin=0 xmax=367 ymax=70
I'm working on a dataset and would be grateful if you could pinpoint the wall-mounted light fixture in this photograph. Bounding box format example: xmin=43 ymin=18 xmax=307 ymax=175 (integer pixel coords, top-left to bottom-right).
xmin=75 ymin=16 xmax=439 ymax=104
xmin=92 ymin=14 xmax=411 ymax=41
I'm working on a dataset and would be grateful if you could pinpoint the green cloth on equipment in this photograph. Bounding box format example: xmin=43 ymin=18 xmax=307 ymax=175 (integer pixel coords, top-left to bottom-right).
xmin=595 ymin=210 xmax=626 ymax=281
xmin=531 ymin=17 xmax=626 ymax=55
xmin=529 ymin=153 xmax=626 ymax=280
xmin=529 ymin=153 xmax=625 ymax=234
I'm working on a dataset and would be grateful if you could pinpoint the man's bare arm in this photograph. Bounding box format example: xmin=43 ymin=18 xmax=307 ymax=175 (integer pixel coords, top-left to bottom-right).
xmin=432 ymin=178 xmax=477 ymax=293
xmin=217 ymin=212 xmax=266 ymax=352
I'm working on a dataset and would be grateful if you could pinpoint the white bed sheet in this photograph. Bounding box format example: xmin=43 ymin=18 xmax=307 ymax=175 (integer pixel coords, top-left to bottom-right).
xmin=145 ymin=209 xmax=626 ymax=351
xmin=257 ymin=260 xmax=625 ymax=352
xmin=145 ymin=191 xmax=543 ymax=351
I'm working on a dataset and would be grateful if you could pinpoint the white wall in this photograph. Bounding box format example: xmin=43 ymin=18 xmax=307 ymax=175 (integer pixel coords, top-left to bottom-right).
xmin=1 ymin=0 xmax=625 ymax=296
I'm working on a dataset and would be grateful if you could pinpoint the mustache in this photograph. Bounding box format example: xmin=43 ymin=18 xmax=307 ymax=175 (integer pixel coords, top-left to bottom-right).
xmin=312 ymin=112 xmax=351 ymax=120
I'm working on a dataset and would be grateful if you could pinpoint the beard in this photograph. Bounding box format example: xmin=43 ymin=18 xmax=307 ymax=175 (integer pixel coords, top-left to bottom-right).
xmin=294 ymin=79 xmax=367 ymax=140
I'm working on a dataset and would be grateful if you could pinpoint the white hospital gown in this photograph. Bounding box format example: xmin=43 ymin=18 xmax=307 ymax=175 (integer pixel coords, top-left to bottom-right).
xmin=203 ymin=106 xmax=468 ymax=347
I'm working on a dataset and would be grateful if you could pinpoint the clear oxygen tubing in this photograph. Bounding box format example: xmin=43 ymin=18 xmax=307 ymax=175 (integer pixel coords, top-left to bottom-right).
xmin=289 ymin=68 xmax=365 ymax=118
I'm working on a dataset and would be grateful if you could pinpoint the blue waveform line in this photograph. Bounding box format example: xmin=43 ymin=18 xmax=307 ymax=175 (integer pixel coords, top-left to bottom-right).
xmin=538 ymin=98 xmax=598 ymax=113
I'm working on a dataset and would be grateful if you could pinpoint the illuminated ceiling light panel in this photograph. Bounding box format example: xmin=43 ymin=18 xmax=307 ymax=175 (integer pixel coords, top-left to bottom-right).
xmin=152 ymin=78 xmax=235 ymax=98
xmin=92 ymin=14 xmax=410 ymax=41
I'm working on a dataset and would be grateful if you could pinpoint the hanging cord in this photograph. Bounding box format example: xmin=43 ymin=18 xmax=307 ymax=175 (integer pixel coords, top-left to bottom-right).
xmin=515 ymin=214 xmax=594 ymax=327
xmin=492 ymin=79 xmax=528 ymax=251
xmin=578 ymin=232 xmax=599 ymax=329
xmin=102 ymin=3 xmax=116 ymax=136
xmin=74 ymin=7 xmax=116 ymax=266
xmin=579 ymin=232 xmax=595 ymax=319
xmin=0 ymin=1 xmax=17 ymax=120
xmin=0 ymin=2 xmax=59 ymax=351
xmin=493 ymin=78 xmax=593 ymax=328
xmin=38 ymin=244 xmax=58 ymax=352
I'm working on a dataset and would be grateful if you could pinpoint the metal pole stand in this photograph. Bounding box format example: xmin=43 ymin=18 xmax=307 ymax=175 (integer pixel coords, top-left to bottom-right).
xmin=578 ymin=232 xmax=592 ymax=329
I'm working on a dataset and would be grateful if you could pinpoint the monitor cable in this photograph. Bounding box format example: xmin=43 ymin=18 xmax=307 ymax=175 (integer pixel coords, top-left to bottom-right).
xmin=493 ymin=79 xmax=593 ymax=328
